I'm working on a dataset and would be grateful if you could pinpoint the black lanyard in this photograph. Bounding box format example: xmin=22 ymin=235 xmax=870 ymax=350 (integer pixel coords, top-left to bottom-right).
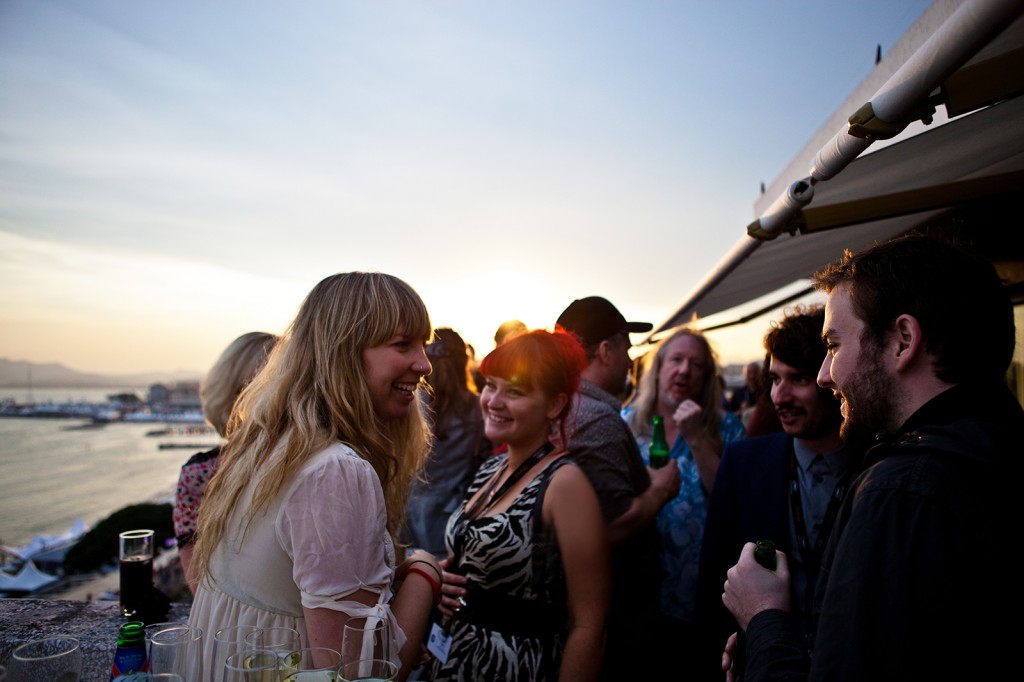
xmin=467 ymin=441 xmax=554 ymax=520
xmin=452 ymin=441 xmax=555 ymax=566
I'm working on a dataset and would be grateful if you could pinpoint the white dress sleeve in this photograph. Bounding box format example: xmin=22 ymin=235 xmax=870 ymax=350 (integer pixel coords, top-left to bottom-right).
xmin=275 ymin=444 xmax=399 ymax=628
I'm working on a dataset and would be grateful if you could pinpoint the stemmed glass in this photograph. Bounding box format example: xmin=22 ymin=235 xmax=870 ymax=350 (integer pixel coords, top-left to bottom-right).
xmin=222 ymin=650 xmax=279 ymax=682
xmin=245 ymin=626 xmax=301 ymax=667
xmin=145 ymin=621 xmax=187 ymax=649
xmin=340 ymin=616 xmax=389 ymax=666
xmin=338 ymin=659 xmax=397 ymax=682
xmin=149 ymin=624 xmax=204 ymax=681
xmin=280 ymin=647 xmax=343 ymax=681
xmin=146 ymin=621 xmax=186 ymax=638
xmin=7 ymin=636 xmax=82 ymax=682
xmin=213 ymin=625 xmax=262 ymax=680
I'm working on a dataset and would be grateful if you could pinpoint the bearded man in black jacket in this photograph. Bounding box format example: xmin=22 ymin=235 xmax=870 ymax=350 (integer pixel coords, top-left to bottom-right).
xmin=721 ymin=232 xmax=1022 ymax=682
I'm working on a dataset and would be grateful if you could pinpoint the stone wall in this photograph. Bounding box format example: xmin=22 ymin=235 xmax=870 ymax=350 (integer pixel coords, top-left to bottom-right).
xmin=0 ymin=598 xmax=192 ymax=681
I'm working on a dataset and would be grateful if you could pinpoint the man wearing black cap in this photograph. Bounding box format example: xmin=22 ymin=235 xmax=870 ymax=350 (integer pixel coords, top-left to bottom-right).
xmin=556 ymin=296 xmax=681 ymax=681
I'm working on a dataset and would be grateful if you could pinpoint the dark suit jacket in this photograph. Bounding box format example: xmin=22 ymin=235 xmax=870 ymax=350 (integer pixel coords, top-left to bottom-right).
xmin=692 ymin=431 xmax=792 ymax=682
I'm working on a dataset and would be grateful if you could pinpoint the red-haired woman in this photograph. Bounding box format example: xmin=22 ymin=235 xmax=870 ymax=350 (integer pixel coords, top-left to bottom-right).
xmin=431 ymin=329 xmax=610 ymax=682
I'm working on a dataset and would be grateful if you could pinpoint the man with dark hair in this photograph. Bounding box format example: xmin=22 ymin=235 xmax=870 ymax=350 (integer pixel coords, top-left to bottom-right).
xmin=692 ymin=305 xmax=859 ymax=681
xmin=722 ymin=233 xmax=1021 ymax=681
xmin=556 ymin=296 xmax=680 ymax=681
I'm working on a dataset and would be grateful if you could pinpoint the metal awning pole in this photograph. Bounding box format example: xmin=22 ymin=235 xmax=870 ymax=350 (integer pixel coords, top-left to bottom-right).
xmin=812 ymin=0 xmax=1024 ymax=182
xmin=748 ymin=0 xmax=1024 ymax=241
xmin=649 ymin=0 xmax=1024 ymax=341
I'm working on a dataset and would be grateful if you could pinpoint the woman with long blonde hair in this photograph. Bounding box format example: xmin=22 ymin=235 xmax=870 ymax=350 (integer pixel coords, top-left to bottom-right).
xmin=189 ymin=272 xmax=442 ymax=681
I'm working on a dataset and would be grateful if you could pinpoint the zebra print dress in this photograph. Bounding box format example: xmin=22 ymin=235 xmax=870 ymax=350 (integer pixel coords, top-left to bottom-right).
xmin=430 ymin=452 xmax=573 ymax=682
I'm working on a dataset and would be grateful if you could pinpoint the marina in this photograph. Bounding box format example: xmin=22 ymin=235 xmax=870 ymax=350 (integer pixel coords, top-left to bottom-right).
xmin=0 ymin=398 xmax=205 ymax=424
xmin=0 ymin=393 xmax=218 ymax=553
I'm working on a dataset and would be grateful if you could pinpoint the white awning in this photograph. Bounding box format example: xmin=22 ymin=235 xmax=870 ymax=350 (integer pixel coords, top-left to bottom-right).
xmin=647 ymin=0 xmax=1024 ymax=343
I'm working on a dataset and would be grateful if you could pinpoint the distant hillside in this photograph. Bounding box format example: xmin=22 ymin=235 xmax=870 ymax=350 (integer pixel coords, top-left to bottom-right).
xmin=0 ymin=358 xmax=202 ymax=388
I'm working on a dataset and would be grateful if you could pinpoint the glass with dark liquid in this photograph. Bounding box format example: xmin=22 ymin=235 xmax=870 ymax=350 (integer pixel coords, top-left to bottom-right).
xmin=119 ymin=529 xmax=154 ymax=620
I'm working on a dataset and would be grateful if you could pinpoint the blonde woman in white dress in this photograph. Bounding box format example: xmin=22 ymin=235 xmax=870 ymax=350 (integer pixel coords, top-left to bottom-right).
xmin=189 ymin=272 xmax=442 ymax=681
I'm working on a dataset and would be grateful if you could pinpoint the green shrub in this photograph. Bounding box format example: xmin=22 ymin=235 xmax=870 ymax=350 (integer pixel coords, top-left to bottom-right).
xmin=63 ymin=503 xmax=174 ymax=575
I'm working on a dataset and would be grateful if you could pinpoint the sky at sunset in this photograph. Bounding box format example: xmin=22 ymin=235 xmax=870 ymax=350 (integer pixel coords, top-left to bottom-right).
xmin=0 ymin=0 xmax=929 ymax=376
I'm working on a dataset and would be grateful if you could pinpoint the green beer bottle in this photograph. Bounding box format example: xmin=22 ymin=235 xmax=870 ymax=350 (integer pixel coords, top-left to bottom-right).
xmin=649 ymin=415 xmax=670 ymax=469
xmin=734 ymin=540 xmax=777 ymax=680
xmin=109 ymin=621 xmax=148 ymax=681
xmin=754 ymin=539 xmax=777 ymax=570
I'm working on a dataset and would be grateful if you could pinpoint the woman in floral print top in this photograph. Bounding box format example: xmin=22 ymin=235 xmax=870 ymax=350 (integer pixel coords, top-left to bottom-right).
xmin=172 ymin=331 xmax=277 ymax=592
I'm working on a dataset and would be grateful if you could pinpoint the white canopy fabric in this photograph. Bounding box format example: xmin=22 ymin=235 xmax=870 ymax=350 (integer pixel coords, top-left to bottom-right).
xmin=647 ymin=0 xmax=1024 ymax=342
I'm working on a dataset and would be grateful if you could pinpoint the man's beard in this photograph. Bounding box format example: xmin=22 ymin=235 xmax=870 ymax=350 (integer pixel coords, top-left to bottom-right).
xmin=839 ymin=358 xmax=897 ymax=443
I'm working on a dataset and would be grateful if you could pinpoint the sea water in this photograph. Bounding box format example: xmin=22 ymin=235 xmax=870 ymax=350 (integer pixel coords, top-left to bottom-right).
xmin=0 ymin=388 xmax=219 ymax=549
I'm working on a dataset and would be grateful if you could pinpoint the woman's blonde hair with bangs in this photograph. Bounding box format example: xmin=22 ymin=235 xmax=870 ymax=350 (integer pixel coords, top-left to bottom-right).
xmin=191 ymin=272 xmax=433 ymax=585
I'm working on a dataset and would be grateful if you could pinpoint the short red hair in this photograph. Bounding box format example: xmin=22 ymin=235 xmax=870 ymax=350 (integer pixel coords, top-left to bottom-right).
xmin=479 ymin=328 xmax=586 ymax=445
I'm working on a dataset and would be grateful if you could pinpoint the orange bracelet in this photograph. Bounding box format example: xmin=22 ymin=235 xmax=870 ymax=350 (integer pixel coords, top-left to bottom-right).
xmin=406 ymin=566 xmax=442 ymax=606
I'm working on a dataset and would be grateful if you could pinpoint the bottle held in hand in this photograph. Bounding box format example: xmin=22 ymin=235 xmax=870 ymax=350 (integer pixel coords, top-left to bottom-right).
xmin=753 ymin=539 xmax=777 ymax=570
xmin=733 ymin=540 xmax=777 ymax=681
xmin=649 ymin=415 xmax=670 ymax=469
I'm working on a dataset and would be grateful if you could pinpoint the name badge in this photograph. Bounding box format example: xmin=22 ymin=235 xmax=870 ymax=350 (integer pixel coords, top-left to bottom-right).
xmin=427 ymin=622 xmax=452 ymax=664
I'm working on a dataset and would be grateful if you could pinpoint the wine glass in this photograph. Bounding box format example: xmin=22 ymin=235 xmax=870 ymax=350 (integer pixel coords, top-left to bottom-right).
xmin=245 ymin=626 xmax=301 ymax=667
xmin=338 ymin=658 xmax=397 ymax=682
xmin=149 ymin=624 xmax=203 ymax=681
xmin=7 ymin=636 xmax=82 ymax=682
xmin=213 ymin=625 xmax=262 ymax=680
xmin=145 ymin=621 xmax=186 ymax=639
xmin=222 ymin=650 xmax=279 ymax=682
xmin=145 ymin=621 xmax=187 ymax=651
xmin=279 ymin=647 xmax=343 ymax=680
xmin=340 ymin=616 xmax=389 ymax=666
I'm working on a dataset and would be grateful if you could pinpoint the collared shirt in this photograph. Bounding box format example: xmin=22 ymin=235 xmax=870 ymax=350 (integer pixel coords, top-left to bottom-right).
xmin=567 ymin=380 xmax=652 ymax=521
xmin=792 ymin=441 xmax=850 ymax=549
xmin=788 ymin=440 xmax=850 ymax=639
